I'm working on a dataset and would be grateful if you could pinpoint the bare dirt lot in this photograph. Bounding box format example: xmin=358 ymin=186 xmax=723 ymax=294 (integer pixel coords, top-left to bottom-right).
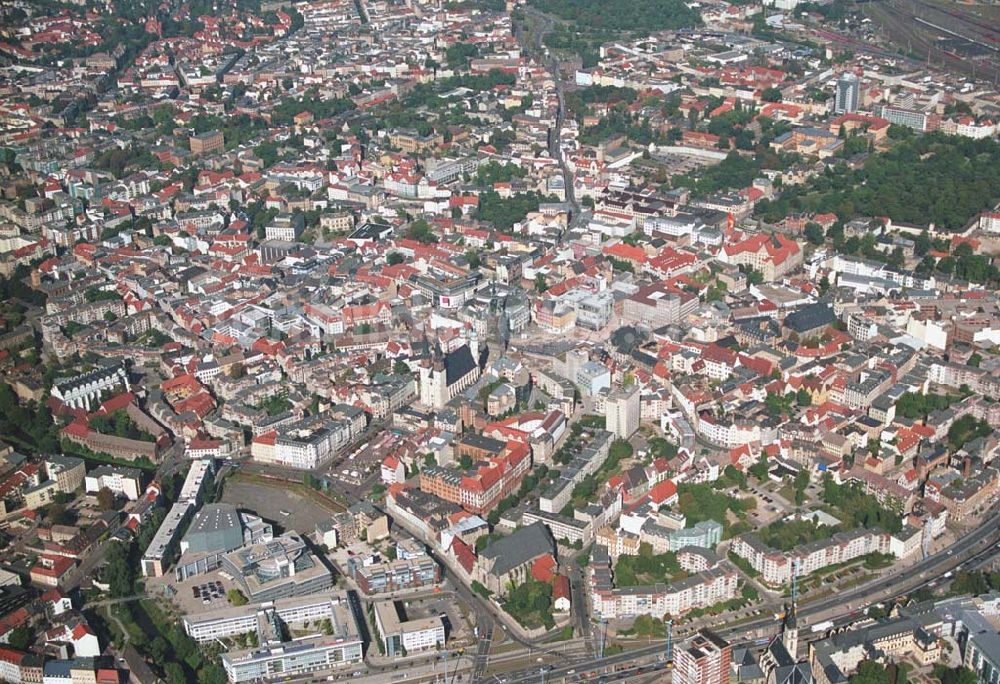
xmin=221 ymin=473 xmax=345 ymax=536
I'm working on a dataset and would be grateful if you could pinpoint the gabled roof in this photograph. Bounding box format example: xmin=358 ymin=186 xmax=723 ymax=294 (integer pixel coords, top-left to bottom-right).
xmin=479 ymin=522 xmax=555 ymax=577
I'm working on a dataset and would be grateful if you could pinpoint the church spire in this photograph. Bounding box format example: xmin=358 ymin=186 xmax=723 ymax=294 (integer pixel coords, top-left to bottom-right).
xmin=782 ymin=561 xmax=800 ymax=657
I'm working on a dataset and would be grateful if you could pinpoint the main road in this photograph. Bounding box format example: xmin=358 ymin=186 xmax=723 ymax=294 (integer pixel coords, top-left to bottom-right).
xmin=518 ymin=6 xmax=583 ymax=237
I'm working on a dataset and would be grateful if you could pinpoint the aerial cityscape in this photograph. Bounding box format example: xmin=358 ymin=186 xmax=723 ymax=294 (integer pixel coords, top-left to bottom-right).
xmin=0 ymin=0 xmax=999 ymax=682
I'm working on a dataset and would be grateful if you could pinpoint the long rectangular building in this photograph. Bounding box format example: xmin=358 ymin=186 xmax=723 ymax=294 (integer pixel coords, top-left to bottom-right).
xmin=184 ymin=593 xmax=355 ymax=642
xmin=729 ymin=527 xmax=891 ymax=587
xmin=140 ymin=459 xmax=215 ymax=577
xmin=418 ymin=440 xmax=530 ymax=515
xmin=589 ymin=547 xmax=738 ymax=620
xmin=348 ymin=555 xmax=440 ymax=595
xmin=590 ymin=565 xmax=739 ymax=620
xmin=188 ymin=593 xmax=365 ymax=683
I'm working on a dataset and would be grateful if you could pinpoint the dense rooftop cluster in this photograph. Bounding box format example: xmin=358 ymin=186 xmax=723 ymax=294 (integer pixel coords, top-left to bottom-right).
xmin=0 ymin=0 xmax=1000 ymax=682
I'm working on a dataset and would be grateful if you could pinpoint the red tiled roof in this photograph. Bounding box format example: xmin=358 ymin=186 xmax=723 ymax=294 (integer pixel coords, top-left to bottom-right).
xmin=531 ymin=554 xmax=557 ymax=583
xmin=450 ymin=537 xmax=476 ymax=574
xmin=553 ymin=574 xmax=571 ymax=601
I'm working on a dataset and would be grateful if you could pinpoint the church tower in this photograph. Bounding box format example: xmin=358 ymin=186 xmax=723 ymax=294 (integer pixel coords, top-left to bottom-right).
xmin=782 ymin=601 xmax=799 ymax=659
xmin=783 ymin=561 xmax=800 ymax=658
xmin=419 ymin=344 xmax=448 ymax=409
xmin=469 ymin=328 xmax=480 ymax=366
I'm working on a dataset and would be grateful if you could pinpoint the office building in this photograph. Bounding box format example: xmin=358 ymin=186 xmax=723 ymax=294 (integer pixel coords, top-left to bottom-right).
xmin=172 ymin=504 xmax=274 ymax=580
xmin=45 ymin=455 xmax=86 ymax=494
xmin=874 ymin=104 xmax=934 ymax=132
xmin=221 ymin=532 xmax=333 ymax=602
xmin=184 ymin=594 xmax=345 ymax=642
xmin=622 ymin=283 xmax=698 ymax=329
xmin=264 ymin=213 xmax=305 ymax=242
xmin=141 ymin=502 xmax=195 ymax=578
xmin=675 ymin=629 xmax=732 ymax=684
xmin=195 ymin=594 xmax=364 ymax=683
xmin=373 ymin=601 xmax=445 ymax=656
xmin=835 ymin=73 xmax=859 ymax=114
xmin=256 ymin=412 xmax=366 ymax=470
xmin=141 ymin=460 xmax=215 ymax=577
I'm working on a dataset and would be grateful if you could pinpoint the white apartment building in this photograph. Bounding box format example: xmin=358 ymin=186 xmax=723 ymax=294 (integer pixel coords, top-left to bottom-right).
xmin=606 ymin=385 xmax=640 ymax=440
xmin=729 ymin=528 xmax=891 ymax=587
xmin=697 ymin=414 xmax=762 ymax=449
xmin=590 ymin=565 xmax=738 ymax=620
xmin=84 ymin=465 xmax=143 ymax=500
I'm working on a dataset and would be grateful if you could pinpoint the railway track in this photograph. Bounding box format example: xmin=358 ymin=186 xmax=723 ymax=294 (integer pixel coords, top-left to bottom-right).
xmin=864 ymin=0 xmax=1000 ymax=81
xmin=910 ymin=0 xmax=1000 ymax=43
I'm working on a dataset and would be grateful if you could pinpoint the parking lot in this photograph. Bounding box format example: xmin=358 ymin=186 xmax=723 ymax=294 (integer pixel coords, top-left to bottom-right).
xmin=221 ymin=474 xmax=342 ymax=536
xmin=148 ymin=569 xmax=241 ymax=615
xmin=191 ymin=579 xmax=226 ymax=607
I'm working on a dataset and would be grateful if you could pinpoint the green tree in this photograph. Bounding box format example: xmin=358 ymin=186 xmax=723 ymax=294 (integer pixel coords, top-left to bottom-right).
xmin=749 ymin=455 xmax=770 ymax=481
xmin=164 ymin=662 xmax=187 ymax=684
xmin=104 ymin=540 xmax=134 ymax=597
xmin=147 ymin=636 xmax=169 ymax=662
xmin=198 ymin=664 xmax=228 ymax=684
xmin=477 ymin=190 xmax=550 ymax=230
xmin=851 ymin=660 xmax=889 ymax=684
xmin=97 ymin=487 xmax=116 ymax=511
xmin=405 ymin=219 xmax=438 ymax=244
xmin=7 ymin=626 xmax=33 ymax=651
xmin=793 ymin=470 xmax=810 ymax=506
xmin=804 ymin=222 xmax=825 ymax=245
xmin=934 ymin=666 xmax=978 ymax=684
xmin=744 ymin=267 xmax=764 ymax=286
xmin=530 ymin=0 xmax=700 ymax=32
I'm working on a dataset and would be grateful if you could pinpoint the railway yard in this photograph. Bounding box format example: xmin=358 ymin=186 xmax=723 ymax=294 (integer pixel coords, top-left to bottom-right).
xmin=861 ymin=0 xmax=1000 ymax=82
